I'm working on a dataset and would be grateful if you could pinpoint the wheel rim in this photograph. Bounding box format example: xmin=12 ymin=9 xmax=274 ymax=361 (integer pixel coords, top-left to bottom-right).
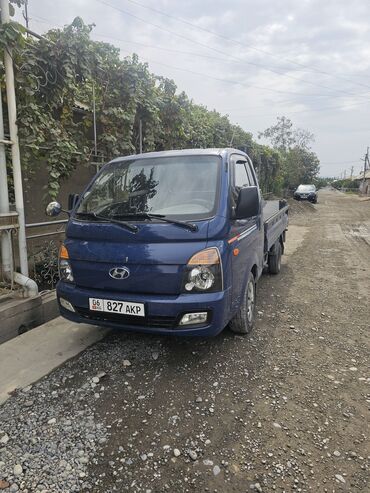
xmin=247 ymin=279 xmax=255 ymax=323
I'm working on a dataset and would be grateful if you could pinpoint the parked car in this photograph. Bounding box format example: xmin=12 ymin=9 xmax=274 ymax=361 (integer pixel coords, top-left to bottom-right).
xmin=46 ymin=148 xmax=289 ymax=336
xmin=293 ymin=184 xmax=317 ymax=203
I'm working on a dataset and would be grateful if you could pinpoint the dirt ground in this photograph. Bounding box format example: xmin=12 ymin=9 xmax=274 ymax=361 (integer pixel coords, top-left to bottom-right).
xmin=88 ymin=188 xmax=370 ymax=492
xmin=1 ymin=189 xmax=369 ymax=493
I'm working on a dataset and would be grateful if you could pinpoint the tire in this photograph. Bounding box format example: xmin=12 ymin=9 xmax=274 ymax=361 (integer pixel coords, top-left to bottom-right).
xmin=269 ymin=241 xmax=282 ymax=275
xmin=229 ymin=272 xmax=256 ymax=334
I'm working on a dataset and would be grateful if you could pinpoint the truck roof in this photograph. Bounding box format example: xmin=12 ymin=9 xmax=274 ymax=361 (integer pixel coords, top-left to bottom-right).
xmin=110 ymin=148 xmax=248 ymax=163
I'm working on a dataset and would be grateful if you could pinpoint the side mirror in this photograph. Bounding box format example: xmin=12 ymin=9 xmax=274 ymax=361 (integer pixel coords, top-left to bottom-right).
xmin=68 ymin=193 xmax=80 ymax=210
xmin=235 ymin=186 xmax=260 ymax=219
xmin=45 ymin=201 xmax=62 ymax=217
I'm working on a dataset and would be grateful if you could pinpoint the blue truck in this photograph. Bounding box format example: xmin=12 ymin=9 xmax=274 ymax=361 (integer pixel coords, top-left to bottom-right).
xmin=46 ymin=148 xmax=289 ymax=336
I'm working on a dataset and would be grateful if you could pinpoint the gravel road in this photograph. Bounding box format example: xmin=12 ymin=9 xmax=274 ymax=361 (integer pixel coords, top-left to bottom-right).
xmin=0 ymin=189 xmax=369 ymax=493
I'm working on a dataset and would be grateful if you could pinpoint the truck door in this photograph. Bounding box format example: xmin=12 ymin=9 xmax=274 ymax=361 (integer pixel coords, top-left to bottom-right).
xmin=229 ymin=155 xmax=262 ymax=310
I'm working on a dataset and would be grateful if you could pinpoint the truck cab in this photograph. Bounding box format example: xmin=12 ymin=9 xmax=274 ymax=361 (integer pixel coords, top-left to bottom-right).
xmin=47 ymin=148 xmax=288 ymax=336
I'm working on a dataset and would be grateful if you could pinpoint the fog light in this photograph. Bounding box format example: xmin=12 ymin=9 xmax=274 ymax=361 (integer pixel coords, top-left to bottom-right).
xmin=59 ymin=297 xmax=75 ymax=312
xmin=179 ymin=312 xmax=208 ymax=326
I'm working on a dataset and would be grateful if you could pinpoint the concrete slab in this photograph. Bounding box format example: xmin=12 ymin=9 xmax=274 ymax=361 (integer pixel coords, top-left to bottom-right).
xmin=0 ymin=294 xmax=43 ymax=344
xmin=0 ymin=317 xmax=109 ymax=404
xmin=0 ymin=291 xmax=58 ymax=344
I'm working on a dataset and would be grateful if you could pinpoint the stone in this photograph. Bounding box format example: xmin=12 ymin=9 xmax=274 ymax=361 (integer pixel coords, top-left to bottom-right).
xmin=173 ymin=448 xmax=181 ymax=457
xmin=188 ymin=450 xmax=197 ymax=461
xmin=252 ymin=483 xmax=263 ymax=493
xmin=0 ymin=480 xmax=10 ymax=490
xmin=0 ymin=434 xmax=9 ymax=445
xmin=92 ymin=377 xmax=100 ymax=384
xmin=273 ymin=422 xmax=281 ymax=429
xmin=213 ymin=465 xmax=221 ymax=476
xmin=152 ymin=352 xmax=159 ymax=360
xmin=13 ymin=464 xmax=23 ymax=476
xmin=333 ymin=450 xmax=341 ymax=457
xmin=123 ymin=360 xmax=131 ymax=367
xmin=47 ymin=418 xmax=56 ymax=425
xmin=335 ymin=474 xmax=346 ymax=484
xmin=203 ymin=459 xmax=213 ymax=466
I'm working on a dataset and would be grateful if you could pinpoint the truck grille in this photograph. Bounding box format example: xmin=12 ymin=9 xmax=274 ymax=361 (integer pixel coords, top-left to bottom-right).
xmin=75 ymin=307 xmax=178 ymax=329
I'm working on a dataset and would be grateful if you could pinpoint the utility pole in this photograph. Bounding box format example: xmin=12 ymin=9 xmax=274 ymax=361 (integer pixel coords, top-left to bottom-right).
xmin=229 ymin=126 xmax=236 ymax=146
xmin=22 ymin=0 xmax=29 ymax=31
xmin=362 ymin=147 xmax=369 ymax=194
xmin=139 ymin=119 xmax=143 ymax=154
xmin=0 ymin=0 xmax=29 ymax=276
xmin=350 ymin=165 xmax=354 ymax=179
xmin=92 ymin=81 xmax=97 ymax=157
xmin=343 ymin=169 xmax=346 ymax=179
xmin=0 ymin=89 xmax=13 ymax=279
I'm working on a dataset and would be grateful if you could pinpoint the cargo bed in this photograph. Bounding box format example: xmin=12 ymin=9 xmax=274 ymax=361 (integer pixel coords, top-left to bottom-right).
xmin=262 ymin=200 xmax=289 ymax=253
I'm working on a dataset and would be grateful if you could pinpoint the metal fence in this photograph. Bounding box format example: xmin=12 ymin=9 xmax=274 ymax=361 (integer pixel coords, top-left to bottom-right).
xmin=26 ymin=219 xmax=67 ymax=290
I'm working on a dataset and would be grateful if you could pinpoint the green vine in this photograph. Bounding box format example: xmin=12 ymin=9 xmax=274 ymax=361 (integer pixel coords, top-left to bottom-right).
xmin=0 ymin=15 xmax=319 ymax=200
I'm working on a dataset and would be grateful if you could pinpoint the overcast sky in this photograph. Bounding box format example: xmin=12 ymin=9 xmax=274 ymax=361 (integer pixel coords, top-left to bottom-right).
xmin=16 ymin=0 xmax=370 ymax=177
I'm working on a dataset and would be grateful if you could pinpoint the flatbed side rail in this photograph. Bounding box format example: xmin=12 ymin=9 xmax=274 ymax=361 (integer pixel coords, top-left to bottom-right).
xmin=264 ymin=205 xmax=289 ymax=253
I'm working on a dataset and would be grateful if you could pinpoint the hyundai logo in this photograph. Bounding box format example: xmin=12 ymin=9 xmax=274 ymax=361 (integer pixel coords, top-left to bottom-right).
xmin=109 ymin=266 xmax=130 ymax=280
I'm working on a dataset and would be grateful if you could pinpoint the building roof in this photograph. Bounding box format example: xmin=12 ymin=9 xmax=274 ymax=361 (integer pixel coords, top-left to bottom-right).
xmin=353 ymin=169 xmax=370 ymax=180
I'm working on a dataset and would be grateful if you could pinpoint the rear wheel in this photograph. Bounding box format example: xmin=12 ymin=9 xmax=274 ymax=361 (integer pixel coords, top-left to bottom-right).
xmin=268 ymin=241 xmax=282 ymax=274
xmin=229 ymin=272 xmax=256 ymax=334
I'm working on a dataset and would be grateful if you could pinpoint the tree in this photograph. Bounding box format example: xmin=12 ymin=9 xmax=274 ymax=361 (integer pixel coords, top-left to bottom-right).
xmin=259 ymin=116 xmax=320 ymax=190
xmin=258 ymin=116 xmax=296 ymax=152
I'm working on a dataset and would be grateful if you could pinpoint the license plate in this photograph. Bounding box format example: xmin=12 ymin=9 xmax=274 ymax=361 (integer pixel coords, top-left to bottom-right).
xmin=89 ymin=298 xmax=145 ymax=317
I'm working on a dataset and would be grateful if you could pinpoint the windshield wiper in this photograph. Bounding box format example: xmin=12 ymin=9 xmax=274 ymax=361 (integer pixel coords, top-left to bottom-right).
xmin=112 ymin=212 xmax=198 ymax=232
xmin=74 ymin=212 xmax=138 ymax=233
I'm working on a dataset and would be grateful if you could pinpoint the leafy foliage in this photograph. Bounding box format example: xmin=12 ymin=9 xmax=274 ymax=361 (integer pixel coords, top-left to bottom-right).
xmin=0 ymin=17 xmax=318 ymax=199
xmin=332 ymin=178 xmax=359 ymax=190
xmin=259 ymin=116 xmax=320 ymax=190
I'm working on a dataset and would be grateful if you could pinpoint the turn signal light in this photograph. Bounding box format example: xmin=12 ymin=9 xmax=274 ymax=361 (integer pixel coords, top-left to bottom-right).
xmin=188 ymin=247 xmax=220 ymax=265
xmin=59 ymin=244 xmax=69 ymax=259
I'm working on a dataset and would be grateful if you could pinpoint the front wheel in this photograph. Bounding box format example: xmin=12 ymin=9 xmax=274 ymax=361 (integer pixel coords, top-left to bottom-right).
xmin=229 ymin=272 xmax=256 ymax=334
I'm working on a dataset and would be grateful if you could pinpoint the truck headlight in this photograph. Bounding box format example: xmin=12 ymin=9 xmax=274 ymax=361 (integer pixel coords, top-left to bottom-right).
xmin=183 ymin=247 xmax=222 ymax=293
xmin=59 ymin=245 xmax=74 ymax=283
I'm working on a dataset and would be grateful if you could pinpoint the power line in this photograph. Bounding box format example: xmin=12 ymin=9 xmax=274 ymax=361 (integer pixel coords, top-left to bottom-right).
xmin=117 ymin=48 xmax=370 ymax=111
xmin=94 ymin=0 xmax=370 ymax=100
xmin=28 ymin=14 xmax=370 ymax=118
xmin=319 ymin=159 xmax=363 ymax=165
xmin=93 ymin=32 xmax=370 ymax=106
xmin=224 ymin=100 xmax=368 ymax=118
xmin=30 ymin=13 xmax=370 ymax=108
xmin=120 ymin=0 xmax=370 ymax=92
xmin=30 ymin=14 xmax=356 ymax=100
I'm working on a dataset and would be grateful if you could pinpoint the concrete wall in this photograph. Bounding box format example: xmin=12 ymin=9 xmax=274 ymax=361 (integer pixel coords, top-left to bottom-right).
xmin=23 ymin=161 xmax=98 ymax=224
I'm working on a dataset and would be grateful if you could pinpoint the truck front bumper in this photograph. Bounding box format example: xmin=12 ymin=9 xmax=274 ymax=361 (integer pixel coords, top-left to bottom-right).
xmin=57 ymin=282 xmax=232 ymax=337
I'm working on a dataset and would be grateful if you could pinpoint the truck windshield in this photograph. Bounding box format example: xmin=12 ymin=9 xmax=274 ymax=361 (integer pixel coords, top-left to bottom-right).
xmin=76 ymin=155 xmax=221 ymax=220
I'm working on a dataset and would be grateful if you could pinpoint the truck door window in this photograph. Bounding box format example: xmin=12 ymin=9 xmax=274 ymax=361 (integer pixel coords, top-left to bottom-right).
xmin=246 ymin=162 xmax=257 ymax=186
xmin=234 ymin=159 xmax=251 ymax=188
